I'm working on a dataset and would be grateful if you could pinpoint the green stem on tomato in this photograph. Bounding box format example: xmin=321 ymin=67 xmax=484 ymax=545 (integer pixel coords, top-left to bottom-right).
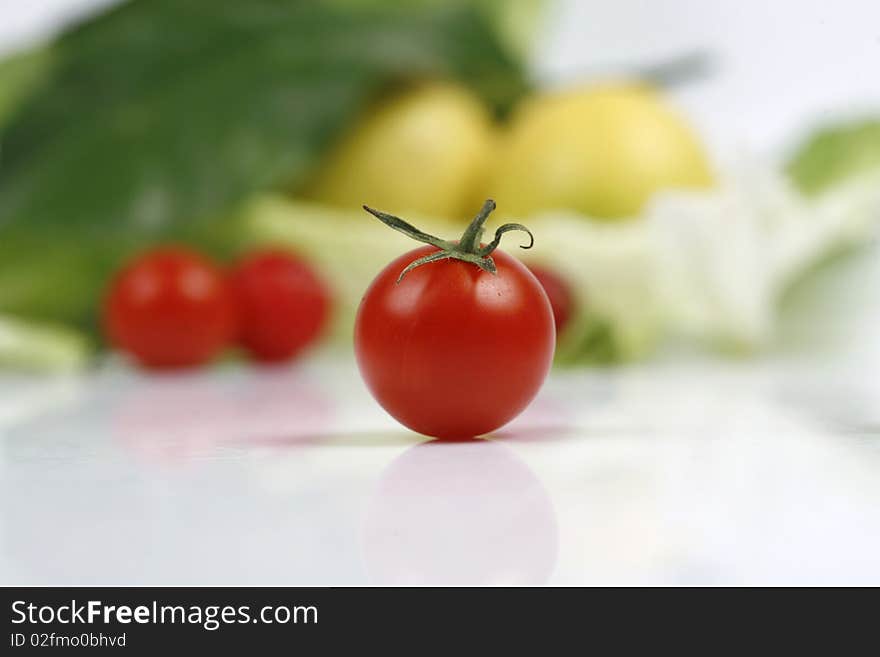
xmin=458 ymin=198 xmax=496 ymax=253
xmin=362 ymin=199 xmax=534 ymax=283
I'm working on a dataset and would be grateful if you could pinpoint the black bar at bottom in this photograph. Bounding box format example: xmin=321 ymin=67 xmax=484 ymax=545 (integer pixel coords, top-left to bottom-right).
xmin=0 ymin=586 xmax=866 ymax=651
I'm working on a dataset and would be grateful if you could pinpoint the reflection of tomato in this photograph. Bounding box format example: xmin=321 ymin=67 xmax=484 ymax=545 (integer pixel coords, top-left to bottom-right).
xmin=355 ymin=245 xmax=555 ymax=439
xmin=527 ymin=264 xmax=575 ymax=336
xmin=229 ymin=250 xmax=330 ymax=363
xmin=112 ymin=369 xmax=333 ymax=466
xmin=103 ymin=247 xmax=236 ymax=368
xmin=111 ymin=376 xmax=234 ymax=466
xmin=362 ymin=438 xmax=558 ymax=585
xmin=308 ymin=82 xmax=495 ymax=221
xmin=492 ymin=83 xmax=713 ymax=220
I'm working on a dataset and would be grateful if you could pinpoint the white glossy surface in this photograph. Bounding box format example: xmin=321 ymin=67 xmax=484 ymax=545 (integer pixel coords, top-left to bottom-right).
xmin=2 ymin=348 xmax=880 ymax=585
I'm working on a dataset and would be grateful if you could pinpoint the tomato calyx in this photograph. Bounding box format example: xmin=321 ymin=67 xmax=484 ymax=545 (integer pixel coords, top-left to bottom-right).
xmin=362 ymin=199 xmax=534 ymax=283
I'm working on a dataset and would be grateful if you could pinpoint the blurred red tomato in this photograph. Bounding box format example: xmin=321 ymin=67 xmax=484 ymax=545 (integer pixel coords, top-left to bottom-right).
xmin=356 ymin=246 xmax=554 ymax=439
xmin=527 ymin=264 xmax=575 ymax=336
xmin=229 ymin=250 xmax=330 ymax=363
xmin=104 ymin=247 xmax=236 ymax=368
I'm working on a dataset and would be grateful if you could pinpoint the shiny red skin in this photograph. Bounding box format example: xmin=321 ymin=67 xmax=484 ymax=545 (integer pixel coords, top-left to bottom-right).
xmin=526 ymin=264 xmax=576 ymax=335
xmin=104 ymin=247 xmax=236 ymax=368
xmin=229 ymin=250 xmax=330 ymax=363
xmin=355 ymin=245 xmax=555 ymax=439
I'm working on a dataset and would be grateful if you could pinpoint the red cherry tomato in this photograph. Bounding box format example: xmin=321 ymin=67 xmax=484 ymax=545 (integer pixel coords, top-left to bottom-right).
xmin=526 ymin=264 xmax=575 ymax=335
xmin=355 ymin=245 xmax=555 ymax=439
xmin=229 ymin=250 xmax=330 ymax=363
xmin=103 ymin=247 xmax=236 ymax=368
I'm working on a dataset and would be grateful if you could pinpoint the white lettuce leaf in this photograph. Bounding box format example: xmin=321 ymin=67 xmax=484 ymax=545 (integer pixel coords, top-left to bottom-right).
xmin=243 ymin=163 xmax=880 ymax=362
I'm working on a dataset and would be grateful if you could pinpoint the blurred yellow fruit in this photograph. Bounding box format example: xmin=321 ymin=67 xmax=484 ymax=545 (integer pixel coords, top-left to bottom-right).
xmin=491 ymin=83 xmax=713 ymax=220
xmin=307 ymin=82 xmax=496 ymax=222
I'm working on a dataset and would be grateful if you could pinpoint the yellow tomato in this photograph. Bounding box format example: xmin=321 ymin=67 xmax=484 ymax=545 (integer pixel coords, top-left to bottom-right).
xmin=307 ymin=82 xmax=496 ymax=222
xmin=491 ymin=83 xmax=713 ymax=220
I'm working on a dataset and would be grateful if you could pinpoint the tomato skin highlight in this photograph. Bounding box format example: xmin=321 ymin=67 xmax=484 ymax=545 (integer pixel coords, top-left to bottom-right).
xmin=526 ymin=264 xmax=575 ymax=336
xmin=103 ymin=247 xmax=236 ymax=369
xmin=355 ymin=246 xmax=555 ymax=439
xmin=228 ymin=250 xmax=330 ymax=363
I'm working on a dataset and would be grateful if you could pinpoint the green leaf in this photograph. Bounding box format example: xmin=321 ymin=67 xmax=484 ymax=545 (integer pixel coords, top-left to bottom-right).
xmin=0 ymin=315 xmax=91 ymax=371
xmin=0 ymin=47 xmax=52 ymax=124
xmin=242 ymin=195 xmax=658 ymax=365
xmin=0 ymin=0 xmax=525 ymax=329
xmin=787 ymin=118 xmax=880 ymax=196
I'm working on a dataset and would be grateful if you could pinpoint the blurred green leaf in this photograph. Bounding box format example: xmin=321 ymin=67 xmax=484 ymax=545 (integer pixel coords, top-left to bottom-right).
xmin=0 ymin=0 xmax=525 ymax=329
xmin=0 ymin=314 xmax=91 ymax=371
xmin=0 ymin=47 xmax=52 ymax=123
xmin=243 ymin=195 xmax=659 ymax=365
xmin=787 ymin=118 xmax=880 ymax=196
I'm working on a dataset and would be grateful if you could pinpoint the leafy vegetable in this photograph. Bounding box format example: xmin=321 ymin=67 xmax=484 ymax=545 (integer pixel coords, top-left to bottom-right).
xmin=787 ymin=118 xmax=880 ymax=196
xmin=241 ymin=196 xmax=663 ymax=363
xmin=0 ymin=47 xmax=51 ymax=123
xmin=243 ymin=144 xmax=880 ymax=363
xmin=0 ymin=0 xmax=525 ymax=329
xmin=0 ymin=315 xmax=91 ymax=371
